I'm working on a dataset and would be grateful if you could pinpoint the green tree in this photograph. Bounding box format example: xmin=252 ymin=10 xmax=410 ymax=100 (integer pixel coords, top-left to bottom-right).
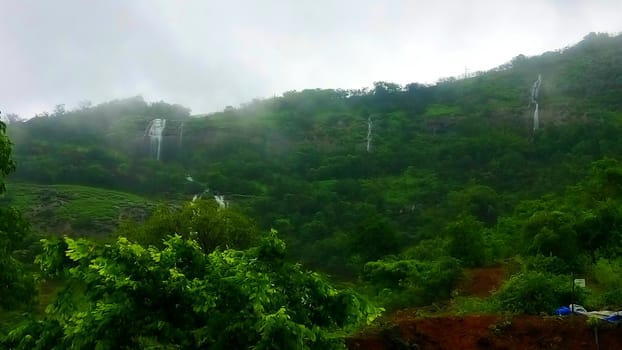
xmin=363 ymin=256 xmax=461 ymax=308
xmin=522 ymin=210 xmax=578 ymax=264
xmin=118 ymin=199 xmax=259 ymax=252
xmin=351 ymin=215 xmax=399 ymax=262
xmin=496 ymin=271 xmax=579 ymax=315
xmin=446 ymin=215 xmax=487 ymax=267
xmin=0 ymin=120 xmax=36 ymax=311
xmin=0 ymin=119 xmax=15 ymax=193
xmin=3 ymin=232 xmax=381 ymax=349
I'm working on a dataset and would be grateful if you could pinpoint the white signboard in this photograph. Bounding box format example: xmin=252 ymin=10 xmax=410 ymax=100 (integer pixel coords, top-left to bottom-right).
xmin=574 ymin=279 xmax=586 ymax=288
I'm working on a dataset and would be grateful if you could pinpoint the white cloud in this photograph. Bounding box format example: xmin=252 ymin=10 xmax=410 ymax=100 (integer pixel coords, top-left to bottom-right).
xmin=1 ymin=0 xmax=621 ymax=117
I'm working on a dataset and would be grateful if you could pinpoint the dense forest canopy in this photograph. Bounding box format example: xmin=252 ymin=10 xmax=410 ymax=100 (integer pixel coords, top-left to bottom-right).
xmin=2 ymin=32 xmax=622 ymax=348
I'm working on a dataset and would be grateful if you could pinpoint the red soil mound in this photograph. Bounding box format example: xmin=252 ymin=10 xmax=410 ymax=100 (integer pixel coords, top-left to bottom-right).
xmin=458 ymin=266 xmax=506 ymax=297
xmin=348 ymin=314 xmax=622 ymax=350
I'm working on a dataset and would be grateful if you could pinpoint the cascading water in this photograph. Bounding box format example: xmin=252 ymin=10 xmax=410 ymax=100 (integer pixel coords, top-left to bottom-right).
xmin=186 ymin=176 xmax=228 ymax=209
xmin=191 ymin=193 xmax=227 ymax=208
xmin=214 ymin=195 xmax=227 ymax=208
xmin=530 ymin=74 xmax=542 ymax=132
xmin=533 ymin=104 xmax=539 ymax=131
xmin=145 ymin=118 xmax=166 ymax=160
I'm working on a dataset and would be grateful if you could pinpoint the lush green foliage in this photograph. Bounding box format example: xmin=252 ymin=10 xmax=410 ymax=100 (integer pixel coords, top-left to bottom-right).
xmin=3 ymin=232 xmax=380 ymax=349
xmin=1 ymin=182 xmax=154 ymax=236
xmin=0 ymin=120 xmax=15 ymax=193
xmin=3 ymin=32 xmax=622 ymax=345
xmin=363 ymin=255 xmax=461 ymax=309
xmin=590 ymin=258 xmax=622 ymax=308
xmin=117 ymin=199 xmax=259 ymax=252
xmin=495 ymin=271 xmax=582 ymax=315
xmin=8 ymin=34 xmax=622 ymax=277
xmin=0 ymin=121 xmax=37 ymax=312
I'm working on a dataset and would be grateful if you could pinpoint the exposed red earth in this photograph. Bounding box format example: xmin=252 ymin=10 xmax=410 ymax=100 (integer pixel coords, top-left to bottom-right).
xmin=348 ymin=313 xmax=622 ymax=350
xmin=458 ymin=266 xmax=506 ymax=297
xmin=348 ymin=267 xmax=622 ymax=349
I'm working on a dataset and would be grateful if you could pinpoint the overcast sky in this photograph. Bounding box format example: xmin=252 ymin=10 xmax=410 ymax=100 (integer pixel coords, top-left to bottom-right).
xmin=1 ymin=0 xmax=621 ymax=118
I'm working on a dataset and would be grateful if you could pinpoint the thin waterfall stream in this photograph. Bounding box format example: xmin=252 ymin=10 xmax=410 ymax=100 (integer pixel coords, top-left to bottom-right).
xmin=145 ymin=118 xmax=166 ymax=160
xmin=530 ymin=74 xmax=542 ymax=131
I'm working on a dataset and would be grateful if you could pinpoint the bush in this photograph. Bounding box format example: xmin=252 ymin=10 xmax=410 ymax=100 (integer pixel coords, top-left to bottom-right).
xmin=450 ymin=296 xmax=501 ymax=315
xmin=117 ymin=199 xmax=259 ymax=252
xmin=592 ymin=258 xmax=622 ymax=308
xmin=495 ymin=271 xmax=585 ymax=314
xmin=446 ymin=215 xmax=487 ymax=267
xmin=363 ymin=256 xmax=462 ymax=308
xmin=401 ymin=238 xmax=449 ymax=261
xmin=523 ymin=254 xmax=570 ymax=274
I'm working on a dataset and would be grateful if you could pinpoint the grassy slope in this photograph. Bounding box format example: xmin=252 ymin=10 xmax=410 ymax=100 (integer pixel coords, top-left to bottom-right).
xmin=1 ymin=182 xmax=156 ymax=237
xmin=0 ymin=183 xmax=157 ymax=334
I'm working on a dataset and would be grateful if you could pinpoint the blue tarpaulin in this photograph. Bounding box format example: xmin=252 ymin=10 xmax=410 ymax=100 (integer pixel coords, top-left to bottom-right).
xmin=555 ymin=306 xmax=571 ymax=316
xmin=556 ymin=304 xmax=622 ymax=323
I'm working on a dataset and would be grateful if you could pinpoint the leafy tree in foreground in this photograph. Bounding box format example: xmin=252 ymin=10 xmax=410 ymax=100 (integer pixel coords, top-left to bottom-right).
xmin=0 ymin=119 xmax=36 ymax=311
xmin=3 ymin=231 xmax=381 ymax=349
xmin=0 ymin=207 xmax=37 ymax=311
xmin=0 ymin=119 xmax=14 ymax=193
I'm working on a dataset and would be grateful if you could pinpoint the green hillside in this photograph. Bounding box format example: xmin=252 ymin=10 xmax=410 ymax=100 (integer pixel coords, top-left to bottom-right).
xmin=8 ymin=33 xmax=622 ymax=271
xmin=2 ymin=32 xmax=622 ymax=348
xmin=0 ymin=183 xmax=154 ymax=237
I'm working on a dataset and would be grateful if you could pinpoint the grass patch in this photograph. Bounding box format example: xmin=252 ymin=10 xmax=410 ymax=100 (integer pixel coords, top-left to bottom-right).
xmin=2 ymin=182 xmax=155 ymax=237
xmin=423 ymin=104 xmax=462 ymax=117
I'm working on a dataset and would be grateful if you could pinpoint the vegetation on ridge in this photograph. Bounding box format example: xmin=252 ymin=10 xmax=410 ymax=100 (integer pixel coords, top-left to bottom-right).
xmin=2 ymin=32 xmax=622 ymax=348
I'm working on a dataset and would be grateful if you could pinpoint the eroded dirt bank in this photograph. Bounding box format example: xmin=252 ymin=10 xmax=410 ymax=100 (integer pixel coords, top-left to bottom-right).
xmin=347 ymin=314 xmax=622 ymax=350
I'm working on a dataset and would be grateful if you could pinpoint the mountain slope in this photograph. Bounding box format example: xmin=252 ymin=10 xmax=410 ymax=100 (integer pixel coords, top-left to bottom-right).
xmin=1 ymin=183 xmax=154 ymax=237
xmin=6 ymin=32 xmax=622 ymax=279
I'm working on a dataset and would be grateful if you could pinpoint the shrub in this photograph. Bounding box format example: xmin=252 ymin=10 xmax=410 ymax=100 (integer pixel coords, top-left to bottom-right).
xmin=495 ymin=271 xmax=585 ymax=314
xmin=363 ymin=256 xmax=462 ymax=308
xmin=592 ymin=258 xmax=622 ymax=308
xmin=523 ymin=254 xmax=570 ymax=274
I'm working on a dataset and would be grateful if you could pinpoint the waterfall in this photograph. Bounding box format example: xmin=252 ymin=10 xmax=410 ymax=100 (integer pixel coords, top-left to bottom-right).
xmin=191 ymin=193 xmax=227 ymax=209
xmin=145 ymin=118 xmax=166 ymax=160
xmin=366 ymin=116 xmax=372 ymax=152
xmin=178 ymin=121 xmax=185 ymax=148
xmin=533 ymin=103 xmax=539 ymax=132
xmin=214 ymin=195 xmax=228 ymax=208
xmin=530 ymin=74 xmax=541 ymax=106
xmin=186 ymin=176 xmax=226 ymax=208
xmin=530 ymin=74 xmax=542 ymax=131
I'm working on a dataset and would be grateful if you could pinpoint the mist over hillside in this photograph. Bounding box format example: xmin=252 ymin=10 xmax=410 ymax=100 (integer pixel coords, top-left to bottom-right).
xmin=2 ymin=32 xmax=622 ymax=349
